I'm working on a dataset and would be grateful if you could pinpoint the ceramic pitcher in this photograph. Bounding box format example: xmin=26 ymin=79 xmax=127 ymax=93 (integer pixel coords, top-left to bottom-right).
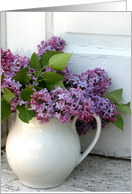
xmin=6 ymin=113 xmax=101 ymax=188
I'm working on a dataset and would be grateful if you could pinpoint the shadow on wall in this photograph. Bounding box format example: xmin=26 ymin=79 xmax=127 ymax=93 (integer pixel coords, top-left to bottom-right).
xmin=13 ymin=48 xmax=33 ymax=58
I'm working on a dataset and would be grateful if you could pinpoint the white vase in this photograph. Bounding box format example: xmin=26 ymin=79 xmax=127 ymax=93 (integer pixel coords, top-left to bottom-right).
xmin=6 ymin=113 xmax=101 ymax=189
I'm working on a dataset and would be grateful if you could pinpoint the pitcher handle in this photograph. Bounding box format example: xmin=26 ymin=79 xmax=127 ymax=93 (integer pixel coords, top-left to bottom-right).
xmin=72 ymin=113 xmax=101 ymax=166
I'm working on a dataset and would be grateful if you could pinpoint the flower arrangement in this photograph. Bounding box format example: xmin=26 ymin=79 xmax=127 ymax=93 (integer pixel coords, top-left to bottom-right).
xmin=1 ymin=36 xmax=131 ymax=135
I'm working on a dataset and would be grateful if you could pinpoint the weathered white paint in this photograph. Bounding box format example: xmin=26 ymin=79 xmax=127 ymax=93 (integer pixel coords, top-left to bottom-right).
xmin=3 ymin=12 xmax=131 ymax=158
xmin=1 ymin=12 xmax=7 ymax=50
xmin=54 ymin=12 xmax=131 ymax=36
xmin=45 ymin=12 xmax=53 ymax=41
xmin=6 ymin=12 xmax=46 ymax=57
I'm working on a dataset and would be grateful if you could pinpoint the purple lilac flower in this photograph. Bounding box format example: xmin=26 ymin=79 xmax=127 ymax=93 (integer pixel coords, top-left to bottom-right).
xmin=69 ymin=87 xmax=94 ymax=123
xmin=30 ymin=88 xmax=54 ymax=123
xmin=1 ymin=77 xmax=28 ymax=112
xmin=66 ymin=68 xmax=117 ymax=135
xmin=10 ymin=97 xmax=28 ymax=112
xmin=37 ymin=36 xmax=71 ymax=81
xmin=1 ymin=47 xmax=37 ymax=84
xmin=37 ymin=36 xmax=66 ymax=58
xmin=67 ymin=68 xmax=112 ymax=96
xmin=75 ymin=95 xmax=118 ymax=135
xmin=50 ymin=86 xmax=94 ymax=123
xmin=1 ymin=78 xmax=22 ymax=94
xmin=1 ymin=48 xmax=15 ymax=78
xmin=91 ymin=95 xmax=118 ymax=122
xmin=76 ymin=117 xmax=107 ymax=136
xmin=30 ymin=86 xmax=94 ymax=124
xmin=50 ymin=86 xmax=73 ymax=123
xmin=75 ymin=119 xmax=93 ymax=136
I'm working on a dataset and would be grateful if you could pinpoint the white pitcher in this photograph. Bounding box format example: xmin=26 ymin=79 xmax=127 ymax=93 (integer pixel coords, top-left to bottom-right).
xmin=6 ymin=113 xmax=101 ymax=189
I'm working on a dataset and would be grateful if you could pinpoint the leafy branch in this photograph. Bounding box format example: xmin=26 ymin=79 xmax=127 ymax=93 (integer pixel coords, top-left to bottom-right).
xmin=1 ymin=88 xmax=15 ymax=123
xmin=1 ymin=51 xmax=72 ymax=124
xmin=103 ymin=88 xmax=131 ymax=131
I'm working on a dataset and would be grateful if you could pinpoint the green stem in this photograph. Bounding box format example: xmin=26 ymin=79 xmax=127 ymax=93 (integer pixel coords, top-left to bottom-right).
xmin=31 ymin=65 xmax=48 ymax=88
xmin=37 ymin=79 xmax=45 ymax=82
xmin=103 ymin=95 xmax=123 ymax=108
xmin=28 ymin=72 xmax=36 ymax=75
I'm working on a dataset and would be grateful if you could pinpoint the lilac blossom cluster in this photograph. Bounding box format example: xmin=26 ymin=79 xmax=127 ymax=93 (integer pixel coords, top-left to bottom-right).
xmin=1 ymin=48 xmax=15 ymax=78
xmin=76 ymin=96 xmax=118 ymax=135
xmin=1 ymin=36 xmax=69 ymax=112
xmin=1 ymin=49 xmax=30 ymax=111
xmin=51 ymin=86 xmax=94 ymax=123
xmin=37 ymin=36 xmax=71 ymax=81
xmin=66 ymin=68 xmax=118 ymax=135
xmin=67 ymin=68 xmax=112 ymax=96
xmin=1 ymin=48 xmax=30 ymax=79
xmin=30 ymin=86 xmax=94 ymax=124
xmin=1 ymin=47 xmax=36 ymax=84
xmin=30 ymin=88 xmax=54 ymax=123
xmin=1 ymin=36 xmax=68 ymax=84
xmin=37 ymin=36 xmax=66 ymax=58
xmin=1 ymin=77 xmax=27 ymax=112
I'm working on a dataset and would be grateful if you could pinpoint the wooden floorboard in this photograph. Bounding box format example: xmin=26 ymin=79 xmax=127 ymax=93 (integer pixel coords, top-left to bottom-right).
xmin=1 ymin=150 xmax=131 ymax=192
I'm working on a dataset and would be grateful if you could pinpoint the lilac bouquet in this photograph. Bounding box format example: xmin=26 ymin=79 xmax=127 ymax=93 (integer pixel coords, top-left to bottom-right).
xmin=1 ymin=36 xmax=131 ymax=135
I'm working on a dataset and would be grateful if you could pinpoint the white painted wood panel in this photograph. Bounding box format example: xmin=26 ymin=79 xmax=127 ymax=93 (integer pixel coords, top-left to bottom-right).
xmin=1 ymin=12 xmax=46 ymax=147
xmin=1 ymin=12 xmax=7 ymax=50
xmin=6 ymin=12 xmax=46 ymax=57
xmin=53 ymin=12 xmax=131 ymax=158
xmin=54 ymin=12 xmax=131 ymax=36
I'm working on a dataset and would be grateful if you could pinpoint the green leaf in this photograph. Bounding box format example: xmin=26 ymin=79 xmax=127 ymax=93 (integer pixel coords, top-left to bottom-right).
xmin=37 ymin=79 xmax=46 ymax=88
xmin=112 ymin=113 xmax=124 ymax=131
xmin=102 ymin=119 xmax=110 ymax=123
xmin=5 ymin=110 xmax=12 ymax=119
xmin=40 ymin=51 xmax=62 ymax=67
xmin=12 ymin=67 xmax=29 ymax=83
xmin=29 ymin=52 xmax=41 ymax=72
xmin=18 ymin=109 xmax=36 ymax=123
xmin=49 ymin=53 xmax=72 ymax=71
xmin=16 ymin=104 xmax=26 ymax=112
xmin=20 ymin=86 xmax=35 ymax=101
xmin=106 ymin=88 xmax=123 ymax=101
xmin=116 ymin=102 xmax=131 ymax=116
xmin=2 ymin=87 xmax=15 ymax=103
xmin=122 ymin=102 xmax=130 ymax=108
xmin=34 ymin=80 xmax=46 ymax=91
xmin=42 ymin=72 xmax=65 ymax=85
xmin=123 ymin=102 xmax=130 ymax=108
xmin=1 ymin=99 xmax=12 ymax=121
xmin=21 ymin=74 xmax=31 ymax=85
xmin=46 ymin=81 xmax=65 ymax=91
xmin=34 ymin=85 xmax=44 ymax=91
